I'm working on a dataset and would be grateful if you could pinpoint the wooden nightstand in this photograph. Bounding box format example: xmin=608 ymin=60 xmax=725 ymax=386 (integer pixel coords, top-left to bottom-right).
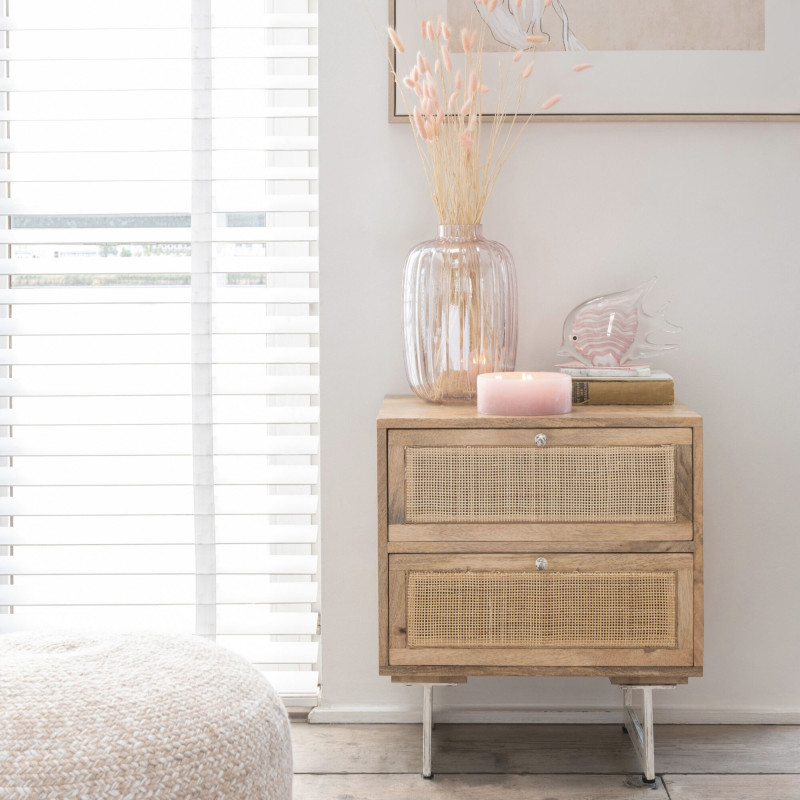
xmin=377 ymin=395 xmax=703 ymax=780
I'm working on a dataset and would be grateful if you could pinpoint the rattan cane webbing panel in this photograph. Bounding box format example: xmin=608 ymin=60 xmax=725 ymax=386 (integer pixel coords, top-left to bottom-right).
xmin=406 ymin=570 xmax=677 ymax=649
xmin=405 ymin=446 xmax=676 ymax=523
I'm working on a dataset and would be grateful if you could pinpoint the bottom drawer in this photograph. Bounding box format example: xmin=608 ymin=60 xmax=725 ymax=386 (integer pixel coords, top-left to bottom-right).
xmin=389 ymin=554 xmax=693 ymax=667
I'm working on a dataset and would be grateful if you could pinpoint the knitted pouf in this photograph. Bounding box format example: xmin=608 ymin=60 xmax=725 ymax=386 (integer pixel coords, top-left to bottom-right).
xmin=0 ymin=632 xmax=292 ymax=800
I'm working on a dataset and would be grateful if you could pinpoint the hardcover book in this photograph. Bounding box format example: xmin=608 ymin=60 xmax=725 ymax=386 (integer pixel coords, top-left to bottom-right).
xmin=569 ymin=371 xmax=675 ymax=406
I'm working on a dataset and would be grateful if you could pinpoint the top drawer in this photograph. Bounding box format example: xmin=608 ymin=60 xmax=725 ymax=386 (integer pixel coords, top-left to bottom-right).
xmin=388 ymin=428 xmax=694 ymax=542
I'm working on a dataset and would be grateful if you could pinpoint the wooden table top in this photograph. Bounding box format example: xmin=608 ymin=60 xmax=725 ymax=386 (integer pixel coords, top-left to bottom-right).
xmin=377 ymin=395 xmax=702 ymax=429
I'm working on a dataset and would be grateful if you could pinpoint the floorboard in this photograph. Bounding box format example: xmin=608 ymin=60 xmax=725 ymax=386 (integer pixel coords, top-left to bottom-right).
xmin=291 ymin=723 xmax=800 ymax=775
xmin=663 ymin=774 xmax=800 ymax=800
xmin=294 ymin=773 xmax=669 ymax=800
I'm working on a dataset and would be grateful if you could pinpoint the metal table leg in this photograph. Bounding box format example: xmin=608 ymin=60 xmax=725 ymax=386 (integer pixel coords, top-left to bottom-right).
xmin=620 ymin=684 xmax=675 ymax=785
xmin=422 ymin=684 xmax=434 ymax=779
xmin=399 ymin=682 xmax=459 ymax=779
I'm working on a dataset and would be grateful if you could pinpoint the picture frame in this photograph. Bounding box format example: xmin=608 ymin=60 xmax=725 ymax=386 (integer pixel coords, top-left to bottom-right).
xmin=389 ymin=0 xmax=800 ymax=122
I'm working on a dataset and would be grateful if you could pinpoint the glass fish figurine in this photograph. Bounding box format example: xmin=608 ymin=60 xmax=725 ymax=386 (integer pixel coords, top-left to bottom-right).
xmin=558 ymin=278 xmax=681 ymax=368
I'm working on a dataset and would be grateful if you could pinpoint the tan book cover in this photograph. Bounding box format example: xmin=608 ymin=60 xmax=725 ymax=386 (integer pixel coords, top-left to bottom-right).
xmin=571 ymin=373 xmax=674 ymax=406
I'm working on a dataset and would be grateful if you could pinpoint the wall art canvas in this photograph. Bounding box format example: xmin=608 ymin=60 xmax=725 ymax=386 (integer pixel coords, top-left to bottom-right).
xmin=389 ymin=0 xmax=800 ymax=120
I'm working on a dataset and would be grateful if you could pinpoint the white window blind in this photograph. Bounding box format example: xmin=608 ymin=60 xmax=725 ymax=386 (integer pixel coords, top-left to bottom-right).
xmin=0 ymin=0 xmax=320 ymax=705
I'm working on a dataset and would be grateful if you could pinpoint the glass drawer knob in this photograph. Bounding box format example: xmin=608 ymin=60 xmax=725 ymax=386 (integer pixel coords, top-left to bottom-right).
xmin=535 ymin=434 xmax=547 ymax=447
xmin=535 ymin=557 xmax=548 ymax=571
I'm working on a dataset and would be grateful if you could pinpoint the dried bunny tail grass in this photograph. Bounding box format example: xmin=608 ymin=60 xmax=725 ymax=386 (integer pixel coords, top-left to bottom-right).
xmin=513 ymin=50 xmax=524 ymax=62
xmin=541 ymin=93 xmax=562 ymax=109
xmin=461 ymin=28 xmax=471 ymax=52
xmin=455 ymin=71 xmax=463 ymax=90
xmin=442 ymin=46 xmax=452 ymax=72
xmin=573 ymin=63 xmax=593 ymax=72
xmin=441 ymin=22 xmax=451 ymax=40
xmin=522 ymin=62 xmax=534 ymax=79
xmin=426 ymin=20 xmax=435 ymax=41
xmin=413 ymin=107 xmax=427 ymax=139
xmin=388 ymin=27 xmax=405 ymax=53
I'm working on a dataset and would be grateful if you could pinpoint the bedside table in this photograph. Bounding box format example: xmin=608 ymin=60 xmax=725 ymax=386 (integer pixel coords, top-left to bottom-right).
xmin=377 ymin=396 xmax=703 ymax=780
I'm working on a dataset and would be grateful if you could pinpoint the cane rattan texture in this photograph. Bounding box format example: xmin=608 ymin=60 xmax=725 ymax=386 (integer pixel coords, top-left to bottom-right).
xmin=404 ymin=445 xmax=676 ymax=523
xmin=406 ymin=570 xmax=678 ymax=649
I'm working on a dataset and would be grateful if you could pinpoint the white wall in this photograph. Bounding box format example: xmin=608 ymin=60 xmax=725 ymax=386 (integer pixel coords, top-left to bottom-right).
xmin=317 ymin=1 xmax=800 ymax=723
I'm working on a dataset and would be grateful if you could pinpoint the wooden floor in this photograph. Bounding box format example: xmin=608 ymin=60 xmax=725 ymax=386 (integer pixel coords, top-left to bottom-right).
xmin=291 ymin=723 xmax=800 ymax=799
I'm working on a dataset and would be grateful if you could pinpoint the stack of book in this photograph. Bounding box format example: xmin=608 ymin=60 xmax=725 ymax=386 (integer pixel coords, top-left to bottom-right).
xmin=558 ymin=367 xmax=674 ymax=406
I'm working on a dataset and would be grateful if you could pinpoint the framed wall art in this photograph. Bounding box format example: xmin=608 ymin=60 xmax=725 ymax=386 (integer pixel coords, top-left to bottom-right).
xmin=389 ymin=0 xmax=800 ymax=122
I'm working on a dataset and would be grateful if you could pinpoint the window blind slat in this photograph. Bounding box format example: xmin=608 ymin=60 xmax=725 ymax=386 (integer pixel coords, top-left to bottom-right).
xmin=0 ymin=313 xmax=320 ymax=336
xmin=0 ymin=288 xmax=319 ymax=303
xmin=0 ymin=429 xmax=320 ymax=455
xmin=0 ymin=106 xmax=318 ymax=122
xmin=1 ymin=76 xmax=318 ymax=91
xmin=0 ymin=552 xmax=318 ymax=576
xmin=0 ymin=464 xmax=318 ymax=488
xmin=0 ymin=46 xmax=318 ymax=60
xmin=0 ymin=197 xmax=318 ymax=214
xmin=0 ymin=523 xmax=318 ymax=546
xmin=0 ymin=608 xmax=198 ymax=632
xmin=216 ymin=610 xmax=318 ymax=636
xmin=0 ymin=136 xmax=318 ymax=153
xmin=0 ymin=581 xmax=318 ymax=606
xmin=0 ymin=166 xmax=317 ymax=180
xmin=0 ymin=346 xmax=320 ymax=366
xmin=216 ymin=639 xmax=318 ymax=665
xmin=260 ymin=671 xmax=319 ymax=698
xmin=0 ymin=375 xmax=320 ymax=397
xmin=0 ymin=495 xmax=318 ymax=517
xmin=0 ymin=405 xmax=320 ymax=426
xmin=0 ymin=14 xmax=318 ymax=32
xmin=0 ymin=256 xmax=317 ymax=273
xmin=1 ymin=227 xmax=318 ymax=244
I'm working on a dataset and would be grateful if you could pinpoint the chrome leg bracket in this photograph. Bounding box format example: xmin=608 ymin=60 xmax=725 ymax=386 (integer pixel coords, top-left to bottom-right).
xmin=620 ymin=685 xmax=675 ymax=785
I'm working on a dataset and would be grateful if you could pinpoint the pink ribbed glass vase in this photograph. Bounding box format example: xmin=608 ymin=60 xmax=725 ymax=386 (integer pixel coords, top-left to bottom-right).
xmin=402 ymin=224 xmax=518 ymax=404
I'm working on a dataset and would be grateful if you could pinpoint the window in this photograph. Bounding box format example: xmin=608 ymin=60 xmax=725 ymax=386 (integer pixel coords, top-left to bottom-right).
xmin=0 ymin=0 xmax=320 ymax=706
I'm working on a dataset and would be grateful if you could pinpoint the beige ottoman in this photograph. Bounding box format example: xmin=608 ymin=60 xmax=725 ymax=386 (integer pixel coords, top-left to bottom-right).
xmin=0 ymin=632 xmax=292 ymax=799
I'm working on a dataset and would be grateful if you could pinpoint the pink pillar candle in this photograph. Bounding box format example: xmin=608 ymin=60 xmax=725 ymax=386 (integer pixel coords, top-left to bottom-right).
xmin=477 ymin=372 xmax=572 ymax=416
